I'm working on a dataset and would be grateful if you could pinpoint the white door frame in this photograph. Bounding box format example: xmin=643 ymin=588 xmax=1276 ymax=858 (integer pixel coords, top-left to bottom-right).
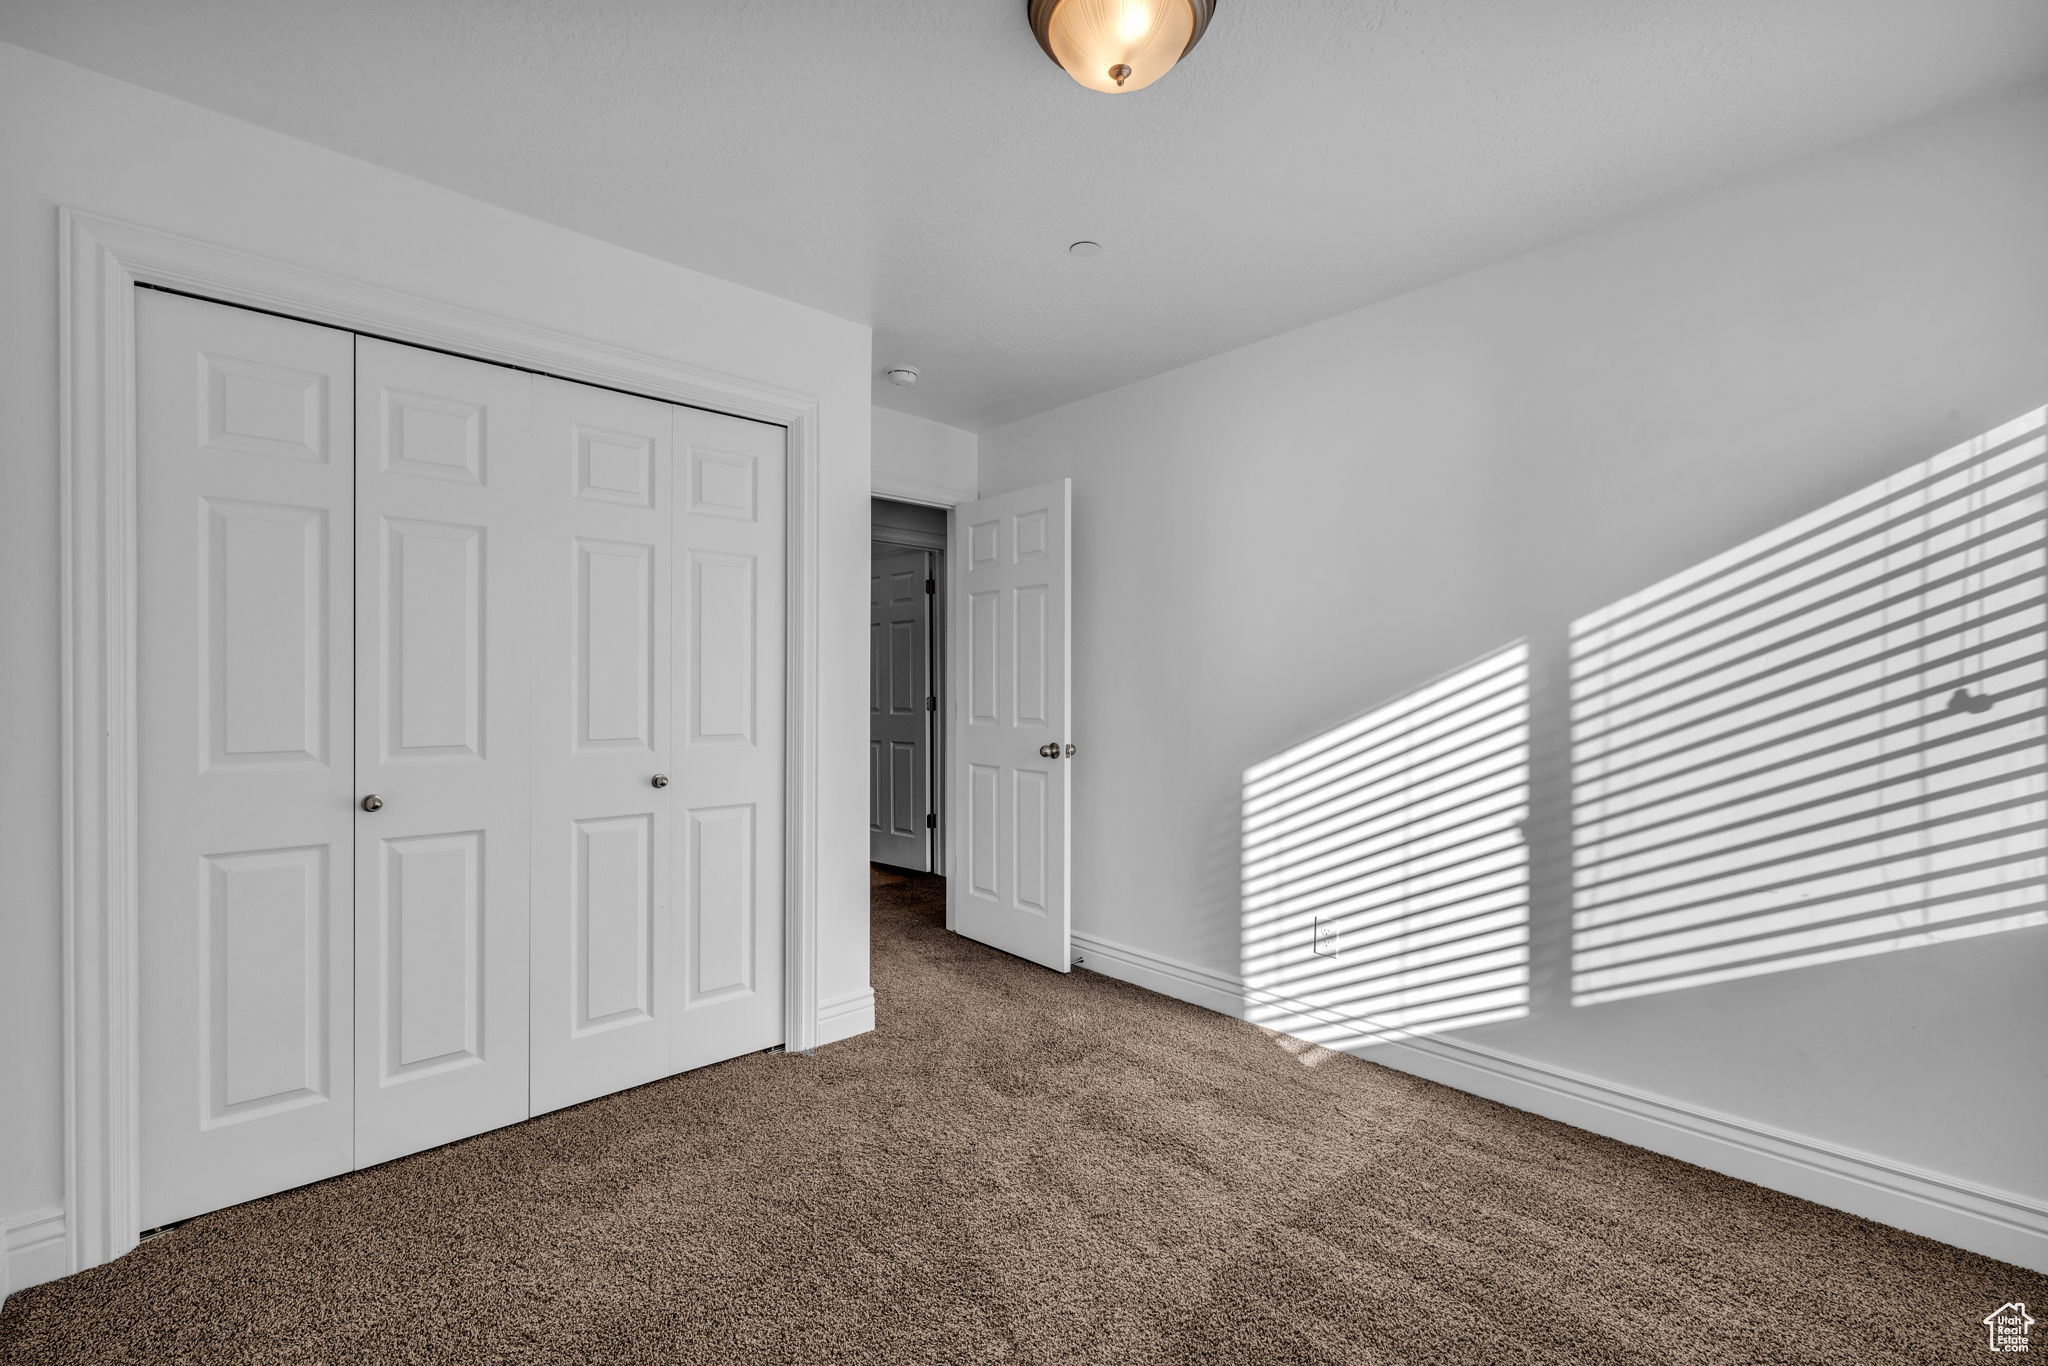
xmin=870 ymin=472 xmax=971 ymax=509
xmin=869 ymin=484 xmax=961 ymax=892
xmin=57 ymin=209 xmax=825 ymax=1276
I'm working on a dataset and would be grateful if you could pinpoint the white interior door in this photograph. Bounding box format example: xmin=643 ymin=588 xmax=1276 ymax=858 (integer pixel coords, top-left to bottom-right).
xmin=870 ymin=548 xmax=933 ymax=871
xmin=947 ymin=479 xmax=1073 ymax=971
xmin=352 ymin=338 xmax=533 ymax=1166
xmin=670 ymin=405 xmax=787 ymax=1072
xmin=137 ymin=290 xmax=358 ymax=1228
xmin=528 ymin=377 xmax=675 ymax=1114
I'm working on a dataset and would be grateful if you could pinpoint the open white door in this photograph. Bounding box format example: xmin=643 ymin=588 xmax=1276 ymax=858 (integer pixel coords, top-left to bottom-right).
xmin=947 ymin=479 xmax=1072 ymax=971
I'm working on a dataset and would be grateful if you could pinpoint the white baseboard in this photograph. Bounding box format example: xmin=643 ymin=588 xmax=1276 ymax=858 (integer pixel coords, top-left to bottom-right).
xmin=1071 ymin=929 xmax=2048 ymax=1274
xmin=1072 ymin=931 xmax=1247 ymax=1016
xmin=4 ymin=1207 xmax=69 ymax=1300
xmin=816 ymin=988 xmax=877 ymax=1047
xmin=871 ymin=471 xmax=973 ymax=507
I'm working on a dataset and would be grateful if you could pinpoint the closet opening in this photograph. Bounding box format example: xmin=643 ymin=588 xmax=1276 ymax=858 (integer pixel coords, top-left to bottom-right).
xmin=60 ymin=214 xmax=830 ymax=1279
xmin=131 ymin=285 xmax=792 ymax=1231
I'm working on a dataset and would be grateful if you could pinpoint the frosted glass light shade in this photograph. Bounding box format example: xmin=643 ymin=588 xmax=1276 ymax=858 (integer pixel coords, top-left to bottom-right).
xmin=1028 ymin=0 xmax=1216 ymax=94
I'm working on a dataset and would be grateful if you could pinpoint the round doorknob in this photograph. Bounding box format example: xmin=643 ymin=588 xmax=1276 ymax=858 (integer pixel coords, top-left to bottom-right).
xmin=651 ymin=774 xmax=670 ymax=789
xmin=360 ymin=794 xmax=384 ymax=812
xmin=1064 ymin=743 xmax=1077 ymax=758
xmin=1039 ymin=743 xmax=1060 ymax=759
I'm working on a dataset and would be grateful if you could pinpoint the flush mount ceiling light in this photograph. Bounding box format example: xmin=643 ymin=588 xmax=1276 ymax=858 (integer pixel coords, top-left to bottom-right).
xmin=1028 ymin=0 xmax=1217 ymax=94
xmin=884 ymin=365 xmax=920 ymax=387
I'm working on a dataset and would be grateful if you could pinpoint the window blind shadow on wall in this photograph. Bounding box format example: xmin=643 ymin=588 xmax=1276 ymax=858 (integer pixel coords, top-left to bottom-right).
xmin=1241 ymin=643 xmax=1531 ymax=1046
xmin=1570 ymin=409 xmax=2048 ymax=1007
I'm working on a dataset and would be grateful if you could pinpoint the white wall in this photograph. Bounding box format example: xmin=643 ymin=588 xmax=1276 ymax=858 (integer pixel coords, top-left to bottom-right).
xmin=873 ymin=405 xmax=977 ymax=505
xmin=0 ymin=41 xmax=873 ymax=1285
xmin=979 ymin=80 xmax=2048 ymax=1265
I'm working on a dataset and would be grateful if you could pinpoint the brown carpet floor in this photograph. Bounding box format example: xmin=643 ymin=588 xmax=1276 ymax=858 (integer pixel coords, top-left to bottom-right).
xmin=3 ymin=868 xmax=2040 ymax=1364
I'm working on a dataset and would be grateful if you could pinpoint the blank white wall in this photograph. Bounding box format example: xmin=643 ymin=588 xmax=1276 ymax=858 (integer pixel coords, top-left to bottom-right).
xmin=873 ymin=406 xmax=976 ymax=503
xmin=979 ymin=80 xmax=2048 ymax=1208
xmin=0 ymin=42 xmax=873 ymax=1243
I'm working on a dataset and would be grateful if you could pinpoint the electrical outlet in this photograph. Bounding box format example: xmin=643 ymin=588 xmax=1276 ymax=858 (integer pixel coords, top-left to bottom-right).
xmin=1313 ymin=917 xmax=1341 ymax=958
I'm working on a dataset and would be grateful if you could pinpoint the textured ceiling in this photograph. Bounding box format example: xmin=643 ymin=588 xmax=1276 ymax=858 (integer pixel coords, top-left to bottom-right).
xmin=6 ymin=1 xmax=2047 ymax=431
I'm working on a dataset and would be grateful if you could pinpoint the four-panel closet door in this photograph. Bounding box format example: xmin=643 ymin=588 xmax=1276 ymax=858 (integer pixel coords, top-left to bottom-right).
xmin=137 ymin=290 xmax=786 ymax=1231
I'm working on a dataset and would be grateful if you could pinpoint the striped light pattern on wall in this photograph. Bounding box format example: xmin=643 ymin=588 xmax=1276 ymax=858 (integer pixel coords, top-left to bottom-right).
xmin=1242 ymin=643 xmax=1530 ymax=1044
xmin=1570 ymin=409 xmax=2048 ymax=1006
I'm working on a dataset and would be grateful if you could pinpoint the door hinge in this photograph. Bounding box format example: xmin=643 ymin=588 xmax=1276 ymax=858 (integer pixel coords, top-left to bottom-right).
xmin=926 ymin=695 xmax=937 ymax=711
xmin=925 ymin=578 xmax=936 ymax=594
xmin=926 ymin=812 xmax=937 ymax=828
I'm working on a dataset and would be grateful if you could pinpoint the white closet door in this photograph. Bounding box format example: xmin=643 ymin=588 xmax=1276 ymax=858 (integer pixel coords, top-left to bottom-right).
xmin=671 ymin=407 xmax=787 ymax=1072
xmin=948 ymin=479 xmax=1073 ymax=972
xmin=353 ymin=339 xmax=534 ymax=1166
xmin=137 ymin=290 xmax=357 ymax=1228
xmin=528 ymin=378 xmax=676 ymax=1114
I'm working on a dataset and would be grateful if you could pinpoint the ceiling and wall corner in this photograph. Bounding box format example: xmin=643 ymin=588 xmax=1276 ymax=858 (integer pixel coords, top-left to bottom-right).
xmin=1 ymin=2 xmax=2046 ymax=431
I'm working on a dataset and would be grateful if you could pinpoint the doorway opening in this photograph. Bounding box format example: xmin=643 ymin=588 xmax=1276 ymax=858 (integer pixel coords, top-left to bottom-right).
xmin=871 ymin=497 xmax=947 ymax=875
xmin=871 ymin=479 xmax=1074 ymax=970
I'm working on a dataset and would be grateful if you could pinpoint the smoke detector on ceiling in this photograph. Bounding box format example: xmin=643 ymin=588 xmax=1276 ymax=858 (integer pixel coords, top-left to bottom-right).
xmin=884 ymin=366 xmax=920 ymax=387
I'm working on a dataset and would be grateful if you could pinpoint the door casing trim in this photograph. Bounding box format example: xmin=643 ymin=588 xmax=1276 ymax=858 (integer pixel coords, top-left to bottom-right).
xmin=57 ymin=208 xmax=825 ymax=1275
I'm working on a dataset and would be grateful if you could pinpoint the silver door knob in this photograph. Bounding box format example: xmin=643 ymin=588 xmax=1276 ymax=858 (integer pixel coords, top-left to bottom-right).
xmin=360 ymin=794 xmax=384 ymax=812
xmin=651 ymin=774 xmax=670 ymax=789
xmin=1064 ymin=743 xmax=1077 ymax=758
xmin=1038 ymin=743 xmax=1060 ymax=759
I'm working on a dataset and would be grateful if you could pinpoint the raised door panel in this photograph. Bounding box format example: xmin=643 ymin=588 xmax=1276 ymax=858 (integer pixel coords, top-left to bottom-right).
xmin=574 ymin=815 xmax=656 ymax=1029
xmin=354 ymin=339 xmax=532 ymax=1166
xmin=380 ymin=388 xmax=486 ymax=484
xmin=888 ymin=744 xmax=920 ymax=838
xmin=968 ymin=590 xmax=999 ymax=723
xmin=1014 ymin=770 xmax=1049 ymax=916
xmin=671 ymin=408 xmax=787 ymax=1073
xmin=138 ymin=290 xmax=356 ymax=1228
xmin=968 ymin=763 xmax=1000 ymax=898
xmin=577 ymin=539 xmax=656 ymax=750
xmin=201 ymin=499 xmax=330 ymax=769
xmin=201 ymin=353 xmax=331 ymax=462
xmin=685 ymin=804 xmax=757 ymax=1003
xmin=378 ymin=831 xmax=486 ymax=1077
xmin=382 ymin=518 xmax=485 ymax=760
xmin=577 ymin=425 xmax=656 ymax=507
xmin=887 ymin=621 xmax=915 ymax=711
xmin=202 ymin=847 xmax=331 ymax=1120
xmin=1013 ymin=584 xmax=1048 ymax=727
xmin=688 ymin=550 xmax=758 ymax=744
xmin=529 ymin=377 xmax=675 ymax=1114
